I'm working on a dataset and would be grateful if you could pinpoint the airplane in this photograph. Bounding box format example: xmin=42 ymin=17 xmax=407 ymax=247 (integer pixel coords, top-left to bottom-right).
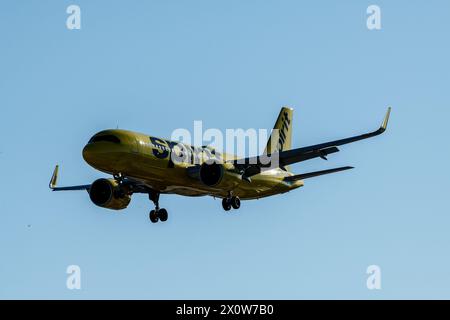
xmin=49 ymin=106 xmax=391 ymax=223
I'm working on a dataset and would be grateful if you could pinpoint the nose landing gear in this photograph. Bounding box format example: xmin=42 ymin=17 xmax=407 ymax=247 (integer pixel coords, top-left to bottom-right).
xmin=148 ymin=191 xmax=168 ymax=223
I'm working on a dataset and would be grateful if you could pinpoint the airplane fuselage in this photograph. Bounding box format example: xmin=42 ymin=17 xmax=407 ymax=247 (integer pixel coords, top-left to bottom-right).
xmin=82 ymin=129 xmax=303 ymax=200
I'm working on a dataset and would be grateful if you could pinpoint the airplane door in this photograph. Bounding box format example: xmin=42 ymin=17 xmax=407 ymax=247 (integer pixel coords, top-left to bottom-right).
xmin=131 ymin=137 xmax=140 ymax=154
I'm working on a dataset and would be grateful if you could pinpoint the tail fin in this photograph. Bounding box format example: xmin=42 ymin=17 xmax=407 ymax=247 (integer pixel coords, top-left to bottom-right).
xmin=264 ymin=107 xmax=293 ymax=155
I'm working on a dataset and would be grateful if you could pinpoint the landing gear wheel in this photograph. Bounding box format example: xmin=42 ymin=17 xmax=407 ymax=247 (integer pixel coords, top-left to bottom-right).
xmin=231 ymin=196 xmax=240 ymax=209
xmin=149 ymin=210 xmax=159 ymax=223
xmin=222 ymin=198 xmax=231 ymax=211
xmin=158 ymin=208 xmax=168 ymax=222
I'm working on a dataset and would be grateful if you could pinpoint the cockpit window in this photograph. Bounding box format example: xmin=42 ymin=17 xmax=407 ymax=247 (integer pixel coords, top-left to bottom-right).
xmin=89 ymin=135 xmax=121 ymax=144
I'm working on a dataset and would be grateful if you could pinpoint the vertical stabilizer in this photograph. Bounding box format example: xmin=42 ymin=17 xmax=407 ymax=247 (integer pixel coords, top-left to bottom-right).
xmin=264 ymin=107 xmax=293 ymax=154
xmin=264 ymin=107 xmax=293 ymax=171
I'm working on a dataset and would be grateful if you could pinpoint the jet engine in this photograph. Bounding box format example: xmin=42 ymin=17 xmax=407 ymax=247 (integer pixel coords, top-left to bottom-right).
xmin=89 ymin=178 xmax=131 ymax=210
xmin=198 ymin=162 xmax=241 ymax=189
xmin=199 ymin=162 xmax=224 ymax=186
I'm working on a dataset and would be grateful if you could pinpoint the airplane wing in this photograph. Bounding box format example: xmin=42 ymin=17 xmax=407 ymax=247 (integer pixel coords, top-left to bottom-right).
xmin=49 ymin=165 xmax=91 ymax=191
xmin=292 ymin=107 xmax=390 ymax=154
xmin=233 ymin=107 xmax=390 ymax=177
xmin=49 ymin=165 xmax=153 ymax=194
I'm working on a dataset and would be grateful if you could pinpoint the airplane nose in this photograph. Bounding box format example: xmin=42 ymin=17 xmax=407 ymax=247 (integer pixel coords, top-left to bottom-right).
xmin=82 ymin=144 xmax=94 ymax=163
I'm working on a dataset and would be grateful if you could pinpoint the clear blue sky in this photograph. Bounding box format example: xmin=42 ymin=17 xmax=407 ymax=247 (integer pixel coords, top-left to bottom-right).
xmin=1 ymin=1 xmax=449 ymax=299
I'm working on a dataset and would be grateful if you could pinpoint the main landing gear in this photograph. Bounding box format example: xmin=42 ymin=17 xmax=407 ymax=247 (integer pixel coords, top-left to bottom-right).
xmin=148 ymin=191 xmax=168 ymax=223
xmin=222 ymin=195 xmax=241 ymax=211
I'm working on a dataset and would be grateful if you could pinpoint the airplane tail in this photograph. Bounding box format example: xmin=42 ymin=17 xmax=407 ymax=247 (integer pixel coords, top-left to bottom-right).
xmin=264 ymin=107 xmax=293 ymax=170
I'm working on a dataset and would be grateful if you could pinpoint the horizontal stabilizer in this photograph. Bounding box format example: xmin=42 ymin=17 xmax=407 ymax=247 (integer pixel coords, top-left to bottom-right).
xmin=284 ymin=166 xmax=354 ymax=182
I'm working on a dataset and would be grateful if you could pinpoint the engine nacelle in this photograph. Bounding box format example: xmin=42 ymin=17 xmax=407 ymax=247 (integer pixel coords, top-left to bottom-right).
xmin=199 ymin=162 xmax=241 ymax=189
xmin=89 ymin=178 xmax=131 ymax=210
xmin=199 ymin=162 xmax=224 ymax=186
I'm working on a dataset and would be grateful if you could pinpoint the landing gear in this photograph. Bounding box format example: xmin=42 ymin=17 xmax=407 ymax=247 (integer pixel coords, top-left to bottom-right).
xmin=148 ymin=191 xmax=168 ymax=223
xmin=149 ymin=208 xmax=168 ymax=223
xmin=231 ymin=196 xmax=240 ymax=209
xmin=149 ymin=210 xmax=159 ymax=223
xmin=222 ymin=195 xmax=241 ymax=211
xmin=222 ymin=198 xmax=232 ymax=211
xmin=158 ymin=208 xmax=168 ymax=222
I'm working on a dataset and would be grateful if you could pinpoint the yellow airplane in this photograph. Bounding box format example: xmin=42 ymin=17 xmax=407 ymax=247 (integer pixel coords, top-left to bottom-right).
xmin=49 ymin=107 xmax=390 ymax=223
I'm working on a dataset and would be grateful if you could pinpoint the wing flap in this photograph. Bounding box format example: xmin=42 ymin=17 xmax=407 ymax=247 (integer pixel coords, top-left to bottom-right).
xmin=279 ymin=146 xmax=339 ymax=167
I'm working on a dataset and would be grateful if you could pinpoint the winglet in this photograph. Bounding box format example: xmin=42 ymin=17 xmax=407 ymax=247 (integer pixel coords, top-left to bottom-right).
xmin=49 ymin=165 xmax=59 ymax=190
xmin=380 ymin=107 xmax=391 ymax=132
